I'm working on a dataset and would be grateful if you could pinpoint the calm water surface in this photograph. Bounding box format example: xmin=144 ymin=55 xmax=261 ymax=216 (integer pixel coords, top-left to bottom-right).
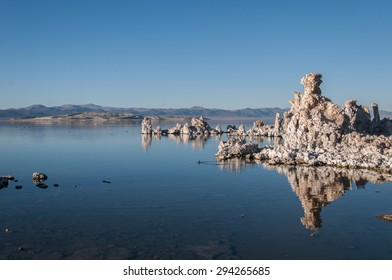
xmin=0 ymin=121 xmax=391 ymax=259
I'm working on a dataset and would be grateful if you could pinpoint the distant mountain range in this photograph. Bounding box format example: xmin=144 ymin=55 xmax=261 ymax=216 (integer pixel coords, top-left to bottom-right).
xmin=0 ymin=104 xmax=288 ymax=120
xmin=1 ymin=104 xmax=391 ymax=120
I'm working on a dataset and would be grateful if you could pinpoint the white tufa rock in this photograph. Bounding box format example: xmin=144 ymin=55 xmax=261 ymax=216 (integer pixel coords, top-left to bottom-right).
xmin=141 ymin=117 xmax=153 ymax=134
xmin=217 ymin=72 xmax=392 ymax=174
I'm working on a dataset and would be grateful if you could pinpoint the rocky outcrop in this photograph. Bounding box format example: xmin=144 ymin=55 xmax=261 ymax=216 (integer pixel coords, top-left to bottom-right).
xmin=32 ymin=172 xmax=48 ymax=185
xmin=167 ymin=123 xmax=183 ymax=135
xmin=215 ymin=138 xmax=261 ymax=160
xmin=215 ymin=125 xmax=223 ymax=134
xmin=216 ymin=73 xmax=392 ymax=173
xmin=142 ymin=116 xmax=223 ymax=136
xmin=141 ymin=117 xmax=153 ymax=134
xmin=245 ymin=119 xmax=277 ymax=137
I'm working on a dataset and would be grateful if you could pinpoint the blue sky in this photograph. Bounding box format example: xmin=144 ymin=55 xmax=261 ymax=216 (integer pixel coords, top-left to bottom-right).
xmin=1 ymin=0 xmax=391 ymax=110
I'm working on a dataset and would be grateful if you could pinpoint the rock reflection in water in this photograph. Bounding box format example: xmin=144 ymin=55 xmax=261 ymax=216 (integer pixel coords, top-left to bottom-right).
xmin=217 ymin=158 xmax=256 ymax=173
xmin=141 ymin=134 xmax=152 ymax=151
xmin=218 ymin=160 xmax=392 ymax=230
xmin=141 ymin=131 xmax=269 ymax=153
xmin=266 ymin=165 xmax=392 ymax=230
xmin=141 ymin=132 xmax=223 ymax=151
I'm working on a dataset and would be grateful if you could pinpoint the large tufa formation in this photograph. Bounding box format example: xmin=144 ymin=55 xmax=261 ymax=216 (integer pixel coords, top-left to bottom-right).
xmin=257 ymin=73 xmax=392 ymax=171
xmin=217 ymin=73 xmax=392 ymax=173
xmin=280 ymin=73 xmax=348 ymax=152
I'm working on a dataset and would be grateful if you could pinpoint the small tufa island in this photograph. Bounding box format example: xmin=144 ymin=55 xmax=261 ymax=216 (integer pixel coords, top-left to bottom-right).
xmin=216 ymin=73 xmax=392 ymax=173
xmin=142 ymin=73 xmax=392 ymax=174
xmin=141 ymin=115 xmax=223 ymax=136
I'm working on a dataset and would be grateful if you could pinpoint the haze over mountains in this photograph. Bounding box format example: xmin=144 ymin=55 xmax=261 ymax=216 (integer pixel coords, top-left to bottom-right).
xmin=0 ymin=104 xmax=288 ymax=120
xmin=1 ymin=104 xmax=391 ymax=120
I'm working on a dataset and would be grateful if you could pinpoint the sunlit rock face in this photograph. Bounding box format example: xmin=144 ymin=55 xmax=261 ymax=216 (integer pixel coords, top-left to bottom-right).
xmin=253 ymin=73 xmax=392 ymax=173
xmin=141 ymin=117 xmax=153 ymax=134
xmin=281 ymin=73 xmax=347 ymax=151
xmin=215 ymin=138 xmax=261 ymax=161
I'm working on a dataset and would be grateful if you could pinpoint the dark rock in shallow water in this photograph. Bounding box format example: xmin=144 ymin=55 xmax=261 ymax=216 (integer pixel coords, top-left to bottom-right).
xmin=0 ymin=177 xmax=9 ymax=189
xmin=53 ymin=183 xmax=59 ymax=187
xmin=102 ymin=180 xmax=111 ymax=184
xmin=15 ymin=185 xmax=23 ymax=190
xmin=32 ymin=172 xmax=48 ymax=185
xmin=32 ymin=172 xmax=47 ymax=180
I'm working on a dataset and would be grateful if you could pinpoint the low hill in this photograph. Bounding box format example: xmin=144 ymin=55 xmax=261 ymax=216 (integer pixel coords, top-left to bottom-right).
xmin=0 ymin=104 xmax=287 ymax=120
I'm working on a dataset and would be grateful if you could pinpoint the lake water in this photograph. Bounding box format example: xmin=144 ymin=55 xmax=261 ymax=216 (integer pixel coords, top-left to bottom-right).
xmin=0 ymin=120 xmax=392 ymax=260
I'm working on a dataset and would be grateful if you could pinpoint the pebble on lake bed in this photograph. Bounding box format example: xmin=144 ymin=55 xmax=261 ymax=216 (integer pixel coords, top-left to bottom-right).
xmin=102 ymin=180 xmax=111 ymax=184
